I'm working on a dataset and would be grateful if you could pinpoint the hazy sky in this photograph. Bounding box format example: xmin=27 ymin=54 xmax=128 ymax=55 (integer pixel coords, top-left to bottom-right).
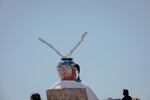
xmin=0 ymin=0 xmax=150 ymax=100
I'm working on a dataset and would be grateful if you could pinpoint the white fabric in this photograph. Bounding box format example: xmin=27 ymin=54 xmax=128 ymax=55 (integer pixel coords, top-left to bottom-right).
xmin=50 ymin=81 xmax=98 ymax=100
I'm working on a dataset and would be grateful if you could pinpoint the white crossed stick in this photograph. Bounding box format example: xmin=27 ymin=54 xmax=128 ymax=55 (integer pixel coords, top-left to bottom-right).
xmin=39 ymin=32 xmax=88 ymax=58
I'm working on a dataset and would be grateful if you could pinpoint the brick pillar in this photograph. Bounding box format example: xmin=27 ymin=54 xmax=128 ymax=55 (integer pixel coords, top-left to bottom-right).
xmin=46 ymin=88 xmax=88 ymax=100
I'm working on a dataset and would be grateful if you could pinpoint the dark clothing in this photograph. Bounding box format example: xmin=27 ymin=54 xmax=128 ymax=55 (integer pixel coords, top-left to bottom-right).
xmin=122 ymin=96 xmax=132 ymax=100
xmin=31 ymin=93 xmax=41 ymax=100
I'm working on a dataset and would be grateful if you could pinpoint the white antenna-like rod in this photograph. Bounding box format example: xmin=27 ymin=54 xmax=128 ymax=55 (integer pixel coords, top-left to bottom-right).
xmin=66 ymin=32 xmax=88 ymax=57
xmin=39 ymin=38 xmax=64 ymax=57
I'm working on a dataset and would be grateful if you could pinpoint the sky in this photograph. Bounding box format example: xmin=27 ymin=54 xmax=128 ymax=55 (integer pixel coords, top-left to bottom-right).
xmin=0 ymin=0 xmax=150 ymax=100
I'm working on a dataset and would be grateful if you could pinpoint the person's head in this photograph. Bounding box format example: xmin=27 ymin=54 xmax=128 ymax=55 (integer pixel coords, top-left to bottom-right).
xmin=57 ymin=58 xmax=81 ymax=82
xmin=30 ymin=93 xmax=41 ymax=100
xmin=123 ymin=89 xmax=129 ymax=96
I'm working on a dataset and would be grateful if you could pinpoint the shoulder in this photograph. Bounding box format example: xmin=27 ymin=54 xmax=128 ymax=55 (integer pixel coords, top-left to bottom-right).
xmin=84 ymin=86 xmax=98 ymax=100
xmin=122 ymin=97 xmax=125 ymax=100
xmin=50 ymin=81 xmax=62 ymax=89
xmin=122 ymin=96 xmax=132 ymax=100
xmin=50 ymin=81 xmax=86 ymax=89
xmin=127 ymin=96 xmax=132 ymax=100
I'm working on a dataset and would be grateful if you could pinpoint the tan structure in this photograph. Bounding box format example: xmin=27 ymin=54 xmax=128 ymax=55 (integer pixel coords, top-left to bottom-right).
xmin=46 ymin=88 xmax=88 ymax=100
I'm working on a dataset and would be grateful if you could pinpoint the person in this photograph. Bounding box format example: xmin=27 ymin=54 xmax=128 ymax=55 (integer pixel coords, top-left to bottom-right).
xmin=30 ymin=93 xmax=41 ymax=100
xmin=50 ymin=57 xmax=98 ymax=100
xmin=122 ymin=89 xmax=132 ymax=100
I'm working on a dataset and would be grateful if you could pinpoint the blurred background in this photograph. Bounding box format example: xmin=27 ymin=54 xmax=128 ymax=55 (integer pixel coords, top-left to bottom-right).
xmin=0 ymin=0 xmax=150 ymax=100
